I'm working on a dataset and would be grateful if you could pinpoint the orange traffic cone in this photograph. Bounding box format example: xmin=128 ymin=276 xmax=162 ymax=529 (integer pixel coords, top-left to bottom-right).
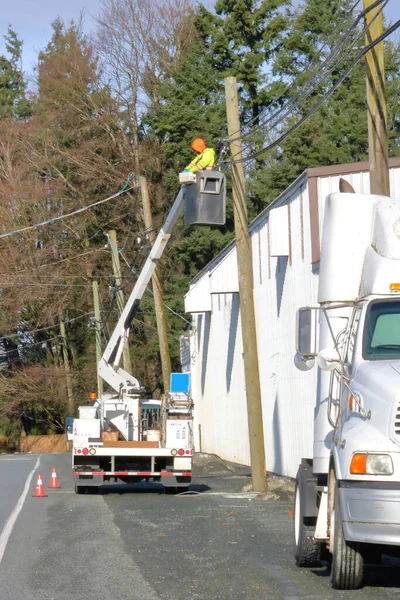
xmin=49 ymin=467 xmax=60 ymax=489
xmin=33 ymin=474 xmax=47 ymax=498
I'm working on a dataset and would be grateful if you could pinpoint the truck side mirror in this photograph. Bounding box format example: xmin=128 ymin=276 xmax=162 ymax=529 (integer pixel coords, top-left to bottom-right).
xmin=294 ymin=352 xmax=315 ymax=371
xmin=296 ymin=307 xmax=318 ymax=357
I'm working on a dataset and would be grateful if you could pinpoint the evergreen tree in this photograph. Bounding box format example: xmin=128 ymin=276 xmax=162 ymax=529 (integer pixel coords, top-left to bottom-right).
xmin=248 ymin=0 xmax=400 ymax=204
xmin=0 ymin=27 xmax=30 ymax=119
xmin=196 ymin=0 xmax=290 ymax=124
xmin=146 ymin=39 xmax=227 ymax=195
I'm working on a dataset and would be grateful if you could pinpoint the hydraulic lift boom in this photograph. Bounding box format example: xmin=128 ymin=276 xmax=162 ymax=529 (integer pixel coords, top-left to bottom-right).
xmin=98 ymin=188 xmax=184 ymax=396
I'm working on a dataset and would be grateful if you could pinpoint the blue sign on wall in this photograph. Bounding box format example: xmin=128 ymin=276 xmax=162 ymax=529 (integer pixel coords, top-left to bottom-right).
xmin=170 ymin=372 xmax=190 ymax=393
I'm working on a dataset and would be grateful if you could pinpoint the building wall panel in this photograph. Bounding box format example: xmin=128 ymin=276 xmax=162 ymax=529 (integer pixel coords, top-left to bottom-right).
xmin=186 ymin=164 xmax=400 ymax=477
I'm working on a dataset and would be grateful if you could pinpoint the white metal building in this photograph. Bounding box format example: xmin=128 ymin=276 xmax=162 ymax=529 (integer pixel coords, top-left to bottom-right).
xmin=184 ymin=158 xmax=400 ymax=477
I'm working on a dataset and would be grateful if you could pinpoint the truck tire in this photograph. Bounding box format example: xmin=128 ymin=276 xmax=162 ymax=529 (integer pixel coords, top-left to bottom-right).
xmin=330 ymin=483 xmax=363 ymax=589
xmin=294 ymin=478 xmax=321 ymax=567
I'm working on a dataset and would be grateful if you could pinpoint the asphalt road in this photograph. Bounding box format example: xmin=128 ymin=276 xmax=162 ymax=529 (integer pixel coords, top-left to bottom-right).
xmin=0 ymin=452 xmax=400 ymax=600
xmin=0 ymin=454 xmax=39 ymax=536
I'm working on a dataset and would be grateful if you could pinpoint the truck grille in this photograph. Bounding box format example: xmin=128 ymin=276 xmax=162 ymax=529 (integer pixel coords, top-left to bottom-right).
xmin=395 ymin=402 xmax=400 ymax=437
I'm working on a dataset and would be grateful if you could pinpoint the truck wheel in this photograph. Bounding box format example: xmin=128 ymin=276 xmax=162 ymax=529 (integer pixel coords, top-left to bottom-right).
xmin=75 ymin=485 xmax=86 ymax=494
xmin=294 ymin=479 xmax=321 ymax=567
xmin=330 ymin=483 xmax=363 ymax=589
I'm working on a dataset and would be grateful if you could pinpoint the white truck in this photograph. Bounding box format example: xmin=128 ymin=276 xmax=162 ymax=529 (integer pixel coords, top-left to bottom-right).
xmin=72 ymin=173 xmax=226 ymax=494
xmin=294 ymin=191 xmax=400 ymax=589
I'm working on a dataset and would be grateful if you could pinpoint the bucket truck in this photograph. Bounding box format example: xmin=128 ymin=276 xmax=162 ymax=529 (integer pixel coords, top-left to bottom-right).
xmin=72 ymin=172 xmax=226 ymax=494
xmin=294 ymin=192 xmax=400 ymax=588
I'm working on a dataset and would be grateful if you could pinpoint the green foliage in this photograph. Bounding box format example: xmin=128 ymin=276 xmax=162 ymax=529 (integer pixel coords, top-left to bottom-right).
xmin=0 ymin=27 xmax=31 ymax=119
xmin=146 ymin=39 xmax=227 ymax=175
xmin=196 ymin=0 xmax=290 ymax=122
xmin=248 ymin=0 xmax=400 ymax=205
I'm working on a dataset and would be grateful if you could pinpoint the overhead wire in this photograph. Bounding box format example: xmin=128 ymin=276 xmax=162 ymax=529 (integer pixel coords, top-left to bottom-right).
xmin=0 ymin=335 xmax=64 ymax=358
xmin=105 ymin=230 xmax=191 ymax=326
xmin=0 ymin=248 xmax=109 ymax=278
xmin=235 ymin=0 xmax=390 ymax=159
xmin=219 ymin=0 xmax=373 ymax=147
xmin=0 ymin=172 xmax=136 ymax=241
xmin=225 ymin=12 xmax=400 ymax=165
xmin=0 ymin=312 xmax=95 ymax=343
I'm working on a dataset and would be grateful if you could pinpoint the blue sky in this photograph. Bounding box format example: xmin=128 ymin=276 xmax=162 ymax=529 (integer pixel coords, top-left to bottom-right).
xmin=0 ymin=0 xmax=398 ymax=79
xmin=0 ymin=0 xmax=101 ymax=77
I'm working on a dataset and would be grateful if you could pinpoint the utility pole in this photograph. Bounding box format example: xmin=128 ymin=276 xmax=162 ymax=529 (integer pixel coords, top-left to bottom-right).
xmin=92 ymin=280 xmax=104 ymax=398
xmin=59 ymin=312 xmax=74 ymax=415
xmin=108 ymin=229 xmax=132 ymax=374
xmin=139 ymin=176 xmax=172 ymax=393
xmin=364 ymin=0 xmax=390 ymax=196
xmin=224 ymin=76 xmax=267 ymax=492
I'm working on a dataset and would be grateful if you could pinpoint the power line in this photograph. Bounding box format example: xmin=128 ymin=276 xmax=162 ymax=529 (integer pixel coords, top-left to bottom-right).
xmin=217 ymin=0 xmax=389 ymax=170
xmin=0 ymin=334 xmax=63 ymax=358
xmin=219 ymin=0 xmax=366 ymax=146
xmin=225 ymin=15 xmax=400 ymax=165
xmin=0 ymin=248 xmax=109 ymax=277
xmin=0 ymin=282 xmax=89 ymax=288
xmin=236 ymin=0 xmax=389 ymax=157
xmin=0 ymin=312 xmax=94 ymax=343
xmin=0 ymin=173 xmax=136 ymax=241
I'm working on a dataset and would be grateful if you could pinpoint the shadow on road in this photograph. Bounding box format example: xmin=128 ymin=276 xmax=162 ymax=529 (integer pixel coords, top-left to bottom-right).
xmin=95 ymin=481 xmax=211 ymax=495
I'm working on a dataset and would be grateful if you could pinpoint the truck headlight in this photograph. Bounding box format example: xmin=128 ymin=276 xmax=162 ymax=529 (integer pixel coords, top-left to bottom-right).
xmin=350 ymin=453 xmax=393 ymax=475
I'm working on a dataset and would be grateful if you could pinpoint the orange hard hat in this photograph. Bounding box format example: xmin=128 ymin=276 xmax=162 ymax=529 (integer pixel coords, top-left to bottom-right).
xmin=191 ymin=138 xmax=206 ymax=153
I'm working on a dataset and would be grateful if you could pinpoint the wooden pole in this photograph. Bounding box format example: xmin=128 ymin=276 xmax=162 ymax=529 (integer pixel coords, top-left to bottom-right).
xmin=224 ymin=76 xmax=267 ymax=492
xmin=59 ymin=312 xmax=74 ymax=415
xmin=92 ymin=280 xmax=104 ymax=398
xmin=139 ymin=176 xmax=172 ymax=393
xmin=364 ymin=0 xmax=390 ymax=196
xmin=108 ymin=229 xmax=132 ymax=374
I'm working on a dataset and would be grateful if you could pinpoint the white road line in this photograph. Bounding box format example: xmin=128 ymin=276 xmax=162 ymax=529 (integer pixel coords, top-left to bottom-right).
xmin=0 ymin=455 xmax=40 ymax=565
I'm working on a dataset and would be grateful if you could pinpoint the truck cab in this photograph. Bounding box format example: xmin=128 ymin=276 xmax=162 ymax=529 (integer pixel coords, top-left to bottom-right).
xmin=294 ymin=193 xmax=400 ymax=589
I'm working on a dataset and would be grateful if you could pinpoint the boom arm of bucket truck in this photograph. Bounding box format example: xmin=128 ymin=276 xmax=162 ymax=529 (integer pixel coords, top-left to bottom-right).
xmin=98 ymin=188 xmax=184 ymax=395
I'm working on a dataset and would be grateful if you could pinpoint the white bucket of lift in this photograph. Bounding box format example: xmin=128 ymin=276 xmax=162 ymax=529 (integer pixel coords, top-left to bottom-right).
xmin=146 ymin=430 xmax=161 ymax=442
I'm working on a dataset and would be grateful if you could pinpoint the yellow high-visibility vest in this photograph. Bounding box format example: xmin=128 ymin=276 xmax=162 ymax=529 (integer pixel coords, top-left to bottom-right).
xmin=185 ymin=147 xmax=215 ymax=172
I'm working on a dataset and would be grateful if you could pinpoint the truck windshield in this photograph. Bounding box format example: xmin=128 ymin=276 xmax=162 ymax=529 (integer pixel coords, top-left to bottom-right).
xmin=364 ymin=299 xmax=400 ymax=360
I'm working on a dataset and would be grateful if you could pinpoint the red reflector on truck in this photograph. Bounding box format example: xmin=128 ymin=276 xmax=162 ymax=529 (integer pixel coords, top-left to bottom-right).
xmin=178 ymin=449 xmax=185 ymax=456
xmin=82 ymin=448 xmax=89 ymax=455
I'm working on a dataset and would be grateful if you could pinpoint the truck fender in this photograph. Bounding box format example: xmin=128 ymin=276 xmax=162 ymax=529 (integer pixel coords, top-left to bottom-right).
xmin=296 ymin=458 xmax=318 ymax=518
xmin=330 ymin=446 xmax=343 ymax=481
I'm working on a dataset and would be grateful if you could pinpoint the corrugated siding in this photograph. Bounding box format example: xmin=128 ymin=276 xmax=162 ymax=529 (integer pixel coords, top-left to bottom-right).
xmin=187 ymin=165 xmax=400 ymax=477
xmin=252 ymin=183 xmax=319 ymax=476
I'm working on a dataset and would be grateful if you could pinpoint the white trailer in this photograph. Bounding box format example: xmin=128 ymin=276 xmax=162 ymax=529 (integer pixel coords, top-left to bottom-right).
xmin=294 ymin=191 xmax=400 ymax=588
xmin=72 ymin=173 xmax=225 ymax=493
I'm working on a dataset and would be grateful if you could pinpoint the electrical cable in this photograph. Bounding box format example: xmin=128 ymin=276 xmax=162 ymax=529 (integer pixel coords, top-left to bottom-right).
xmin=0 ymin=249 xmax=109 ymax=277
xmin=225 ymin=16 xmax=400 ymax=165
xmin=0 ymin=173 xmax=136 ymax=241
xmin=0 ymin=282 xmax=89 ymax=288
xmin=219 ymin=0 xmax=382 ymax=147
xmin=106 ymin=230 xmax=191 ymax=325
xmin=235 ymin=0 xmax=389 ymax=159
xmin=0 ymin=312 xmax=94 ymax=343
xmin=119 ymin=250 xmax=191 ymax=325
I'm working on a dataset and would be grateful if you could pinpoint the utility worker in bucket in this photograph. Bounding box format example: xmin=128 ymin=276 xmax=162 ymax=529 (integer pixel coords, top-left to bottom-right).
xmin=183 ymin=138 xmax=215 ymax=173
